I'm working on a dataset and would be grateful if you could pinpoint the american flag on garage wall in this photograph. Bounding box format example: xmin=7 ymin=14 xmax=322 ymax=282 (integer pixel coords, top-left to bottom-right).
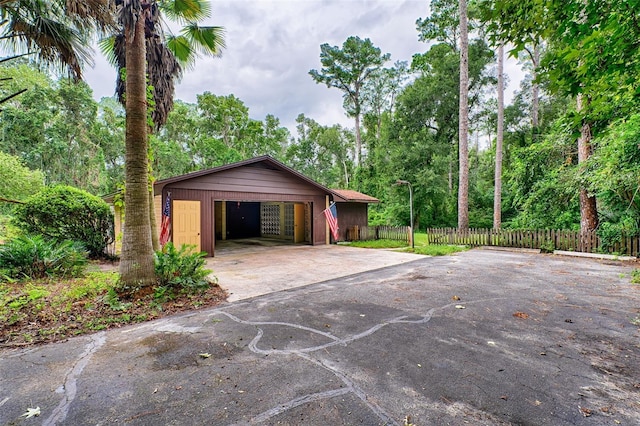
xmin=323 ymin=202 xmax=339 ymax=241
xmin=159 ymin=192 xmax=171 ymax=246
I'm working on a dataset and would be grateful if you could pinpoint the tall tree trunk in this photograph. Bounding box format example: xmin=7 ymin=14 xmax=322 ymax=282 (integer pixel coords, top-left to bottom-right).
xmin=577 ymin=94 xmax=598 ymax=250
xmin=448 ymin=159 xmax=453 ymax=194
xmin=457 ymin=0 xmax=469 ymax=230
xmin=119 ymin=15 xmax=156 ymax=287
xmin=531 ymin=44 xmax=540 ymax=131
xmin=354 ymin=113 xmax=362 ymax=167
xmin=493 ymin=44 xmax=504 ymax=229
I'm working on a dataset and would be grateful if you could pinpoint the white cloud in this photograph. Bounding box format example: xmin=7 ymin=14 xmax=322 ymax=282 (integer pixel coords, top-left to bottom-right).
xmin=83 ymin=0 xmax=525 ymax=135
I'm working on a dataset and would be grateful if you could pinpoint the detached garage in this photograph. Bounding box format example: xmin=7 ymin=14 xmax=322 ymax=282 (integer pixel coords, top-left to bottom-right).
xmin=146 ymin=156 xmax=378 ymax=256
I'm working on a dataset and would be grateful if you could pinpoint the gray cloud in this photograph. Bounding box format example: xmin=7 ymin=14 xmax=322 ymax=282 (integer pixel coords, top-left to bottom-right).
xmin=84 ymin=0 xmax=523 ymax=136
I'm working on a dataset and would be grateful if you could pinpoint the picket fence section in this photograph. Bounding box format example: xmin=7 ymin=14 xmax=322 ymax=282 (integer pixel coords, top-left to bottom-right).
xmin=347 ymin=225 xmax=410 ymax=243
xmin=346 ymin=226 xmax=639 ymax=257
xmin=426 ymin=227 xmax=640 ymax=257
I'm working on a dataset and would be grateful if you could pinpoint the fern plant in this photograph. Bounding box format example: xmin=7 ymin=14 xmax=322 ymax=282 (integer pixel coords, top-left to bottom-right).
xmin=154 ymin=242 xmax=214 ymax=291
xmin=0 ymin=234 xmax=87 ymax=281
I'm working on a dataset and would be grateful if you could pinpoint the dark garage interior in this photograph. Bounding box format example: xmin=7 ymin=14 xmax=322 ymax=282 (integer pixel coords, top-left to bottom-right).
xmin=225 ymin=201 xmax=261 ymax=239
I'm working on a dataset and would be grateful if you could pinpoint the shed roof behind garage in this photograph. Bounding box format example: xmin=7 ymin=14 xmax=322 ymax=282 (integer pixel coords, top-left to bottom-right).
xmin=331 ymin=189 xmax=379 ymax=203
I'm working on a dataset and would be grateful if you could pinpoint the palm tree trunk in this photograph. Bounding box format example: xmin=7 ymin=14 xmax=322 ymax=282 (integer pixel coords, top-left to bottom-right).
xmin=457 ymin=0 xmax=469 ymax=230
xmin=493 ymin=44 xmax=504 ymax=229
xmin=119 ymin=15 xmax=156 ymax=286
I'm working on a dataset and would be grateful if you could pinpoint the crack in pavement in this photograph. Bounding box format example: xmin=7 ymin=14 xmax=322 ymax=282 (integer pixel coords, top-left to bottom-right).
xmin=43 ymin=331 xmax=106 ymax=426
xmin=215 ymin=297 xmax=507 ymax=425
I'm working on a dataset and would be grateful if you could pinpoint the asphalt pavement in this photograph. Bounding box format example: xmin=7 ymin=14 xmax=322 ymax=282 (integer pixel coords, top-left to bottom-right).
xmin=1 ymin=247 xmax=639 ymax=425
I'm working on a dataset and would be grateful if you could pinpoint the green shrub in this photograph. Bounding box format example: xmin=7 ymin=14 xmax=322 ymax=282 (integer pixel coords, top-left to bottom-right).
xmin=597 ymin=220 xmax=639 ymax=254
xmin=0 ymin=234 xmax=88 ymax=281
xmin=154 ymin=242 xmax=214 ymax=291
xmin=13 ymin=185 xmax=114 ymax=258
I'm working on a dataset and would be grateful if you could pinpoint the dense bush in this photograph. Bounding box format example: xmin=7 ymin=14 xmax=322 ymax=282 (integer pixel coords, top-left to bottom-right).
xmin=12 ymin=185 xmax=113 ymax=258
xmin=0 ymin=152 xmax=45 ymax=215
xmin=154 ymin=242 xmax=214 ymax=291
xmin=0 ymin=234 xmax=87 ymax=281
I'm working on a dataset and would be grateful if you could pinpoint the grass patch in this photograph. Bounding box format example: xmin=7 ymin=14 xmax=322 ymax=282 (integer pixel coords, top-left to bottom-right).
xmin=411 ymin=245 xmax=469 ymax=256
xmin=342 ymin=232 xmax=468 ymax=256
xmin=343 ymin=239 xmax=408 ymax=249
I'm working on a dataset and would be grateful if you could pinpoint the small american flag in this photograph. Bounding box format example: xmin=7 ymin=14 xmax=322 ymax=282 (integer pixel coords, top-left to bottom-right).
xmin=159 ymin=192 xmax=171 ymax=246
xmin=323 ymin=203 xmax=339 ymax=241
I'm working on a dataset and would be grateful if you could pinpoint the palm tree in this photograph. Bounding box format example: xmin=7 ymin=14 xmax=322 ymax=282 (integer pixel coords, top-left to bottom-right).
xmin=0 ymin=0 xmax=115 ymax=80
xmin=0 ymin=0 xmax=114 ymax=110
xmin=112 ymin=0 xmax=224 ymax=286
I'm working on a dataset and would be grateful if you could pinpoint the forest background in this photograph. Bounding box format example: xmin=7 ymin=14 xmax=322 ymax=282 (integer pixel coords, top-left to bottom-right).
xmin=1 ymin=0 xmax=639 ymax=247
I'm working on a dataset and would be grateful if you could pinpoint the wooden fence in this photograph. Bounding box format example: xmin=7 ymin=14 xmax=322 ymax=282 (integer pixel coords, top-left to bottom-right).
xmin=347 ymin=225 xmax=410 ymax=243
xmin=426 ymin=227 xmax=640 ymax=257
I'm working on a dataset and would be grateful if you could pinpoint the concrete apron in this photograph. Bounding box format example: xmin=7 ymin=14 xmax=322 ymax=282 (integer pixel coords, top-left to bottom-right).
xmin=207 ymin=244 xmax=425 ymax=302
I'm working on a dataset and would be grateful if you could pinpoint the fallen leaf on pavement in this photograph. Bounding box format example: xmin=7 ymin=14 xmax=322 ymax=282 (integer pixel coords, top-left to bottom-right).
xmin=452 ymin=295 xmax=461 ymax=301
xmin=579 ymin=406 xmax=592 ymax=417
xmin=199 ymin=353 xmax=211 ymax=358
xmin=513 ymin=312 xmax=529 ymax=319
xmin=21 ymin=407 xmax=40 ymax=419
xmin=455 ymin=305 xmax=465 ymax=309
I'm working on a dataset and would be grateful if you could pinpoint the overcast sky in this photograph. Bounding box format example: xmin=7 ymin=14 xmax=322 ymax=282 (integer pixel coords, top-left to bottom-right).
xmin=83 ymin=0 xmax=524 ymax=134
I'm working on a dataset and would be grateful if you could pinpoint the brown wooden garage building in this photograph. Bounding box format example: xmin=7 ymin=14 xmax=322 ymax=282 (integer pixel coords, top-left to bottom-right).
xmin=147 ymin=156 xmax=378 ymax=256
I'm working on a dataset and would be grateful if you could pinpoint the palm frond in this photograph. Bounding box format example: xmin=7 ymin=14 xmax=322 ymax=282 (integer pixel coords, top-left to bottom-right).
xmin=165 ymin=34 xmax=193 ymax=66
xmin=64 ymin=0 xmax=117 ymax=32
xmin=98 ymin=35 xmax=118 ymax=67
xmin=158 ymin=0 xmax=211 ymax=23
xmin=181 ymin=23 xmax=224 ymax=56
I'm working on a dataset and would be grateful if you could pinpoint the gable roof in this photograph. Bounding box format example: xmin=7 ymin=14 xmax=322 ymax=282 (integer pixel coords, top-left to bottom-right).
xmin=153 ymin=155 xmax=329 ymax=193
xmin=153 ymin=155 xmax=379 ymax=204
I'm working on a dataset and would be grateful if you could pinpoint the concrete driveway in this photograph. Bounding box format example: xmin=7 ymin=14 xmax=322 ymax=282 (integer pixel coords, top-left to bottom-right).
xmin=1 ymin=248 xmax=639 ymax=425
xmin=209 ymin=243 xmax=425 ymax=301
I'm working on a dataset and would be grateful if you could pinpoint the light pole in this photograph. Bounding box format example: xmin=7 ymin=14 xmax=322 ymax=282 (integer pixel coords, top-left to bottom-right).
xmin=395 ymin=179 xmax=414 ymax=249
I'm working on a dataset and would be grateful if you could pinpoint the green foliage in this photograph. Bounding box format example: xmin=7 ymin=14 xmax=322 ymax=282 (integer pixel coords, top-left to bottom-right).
xmin=309 ymin=36 xmax=390 ymax=117
xmin=0 ymin=234 xmax=87 ymax=281
xmin=588 ymin=115 xmax=640 ymax=225
xmin=505 ymin=118 xmax=580 ymax=230
xmin=0 ymin=152 xmax=44 ymax=212
xmin=13 ymin=185 xmax=114 ymax=258
xmin=597 ymin=220 xmax=639 ymax=254
xmin=630 ymin=270 xmax=640 ymax=285
xmin=0 ymin=64 xmax=110 ymax=194
xmin=539 ymin=239 xmax=555 ymax=254
xmin=0 ymin=215 xmax=20 ymax=242
xmin=154 ymin=242 xmax=214 ymax=291
xmin=104 ymin=288 xmax=131 ymax=311
xmin=285 ymin=114 xmax=354 ymax=188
